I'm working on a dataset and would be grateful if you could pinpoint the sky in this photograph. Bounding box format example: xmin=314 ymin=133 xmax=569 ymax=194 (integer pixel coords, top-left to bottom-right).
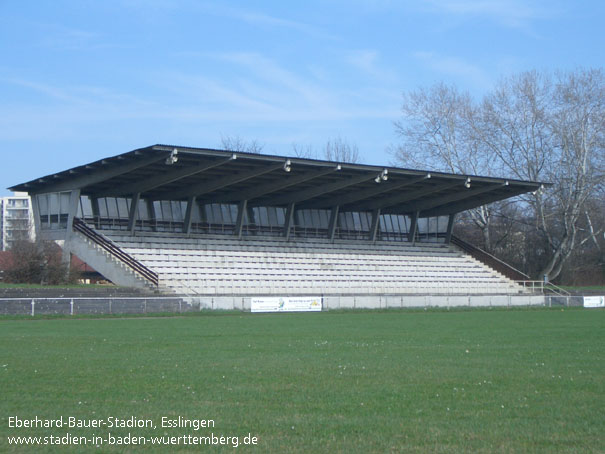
xmin=1 ymin=0 xmax=603 ymax=195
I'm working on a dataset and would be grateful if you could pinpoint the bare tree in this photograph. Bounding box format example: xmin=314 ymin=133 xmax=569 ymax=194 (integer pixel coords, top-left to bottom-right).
xmin=393 ymin=83 xmax=484 ymax=173
xmin=4 ymin=239 xmax=45 ymax=283
xmin=324 ymin=136 xmax=360 ymax=163
xmin=480 ymin=69 xmax=605 ymax=280
xmin=290 ymin=143 xmax=318 ymax=159
xmin=392 ymin=83 xmax=499 ymax=251
xmin=290 ymin=137 xmax=361 ymax=163
xmin=394 ymin=69 xmax=605 ymax=281
xmin=220 ymin=135 xmax=265 ymax=154
xmin=5 ymin=239 xmax=74 ymax=284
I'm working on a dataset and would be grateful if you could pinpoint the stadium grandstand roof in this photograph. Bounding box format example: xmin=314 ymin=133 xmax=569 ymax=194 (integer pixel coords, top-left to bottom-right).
xmin=9 ymin=144 xmax=547 ymax=217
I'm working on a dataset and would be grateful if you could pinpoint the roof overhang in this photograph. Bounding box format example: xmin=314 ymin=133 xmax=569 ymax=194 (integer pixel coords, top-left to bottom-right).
xmin=9 ymin=144 xmax=548 ymax=217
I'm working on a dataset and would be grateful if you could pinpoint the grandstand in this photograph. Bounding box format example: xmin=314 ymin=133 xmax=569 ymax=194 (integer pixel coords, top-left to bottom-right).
xmin=102 ymin=232 xmax=522 ymax=296
xmin=9 ymin=144 xmax=547 ymax=309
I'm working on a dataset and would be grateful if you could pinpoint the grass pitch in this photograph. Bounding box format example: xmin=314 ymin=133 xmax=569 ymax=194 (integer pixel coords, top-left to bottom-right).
xmin=1 ymin=308 xmax=604 ymax=453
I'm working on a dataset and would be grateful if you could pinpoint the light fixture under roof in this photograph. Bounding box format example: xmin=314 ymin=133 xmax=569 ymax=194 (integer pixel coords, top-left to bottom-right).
xmin=165 ymin=148 xmax=178 ymax=165
xmin=375 ymin=169 xmax=388 ymax=183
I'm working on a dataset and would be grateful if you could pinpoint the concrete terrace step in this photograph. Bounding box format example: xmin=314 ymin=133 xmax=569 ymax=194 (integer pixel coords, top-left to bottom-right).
xmin=96 ymin=230 xmax=528 ymax=297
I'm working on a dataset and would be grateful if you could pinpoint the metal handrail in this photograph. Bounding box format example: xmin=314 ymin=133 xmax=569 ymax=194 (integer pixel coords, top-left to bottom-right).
xmin=545 ymin=282 xmax=571 ymax=296
xmin=73 ymin=217 xmax=159 ymax=286
xmin=450 ymin=235 xmax=530 ymax=282
xmin=515 ymin=280 xmax=571 ymax=296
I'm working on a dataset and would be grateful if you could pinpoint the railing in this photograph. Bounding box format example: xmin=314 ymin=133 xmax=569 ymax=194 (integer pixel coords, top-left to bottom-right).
xmin=73 ymin=217 xmax=159 ymax=287
xmin=515 ymin=281 xmax=571 ymax=296
xmin=450 ymin=235 xmax=530 ymax=282
xmin=83 ymin=215 xmax=449 ymax=244
xmin=0 ymin=297 xmax=187 ymax=316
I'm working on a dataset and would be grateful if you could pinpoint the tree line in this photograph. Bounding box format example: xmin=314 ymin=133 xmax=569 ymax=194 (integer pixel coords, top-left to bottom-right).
xmin=392 ymin=68 xmax=604 ymax=283
xmin=3 ymin=239 xmax=77 ymax=285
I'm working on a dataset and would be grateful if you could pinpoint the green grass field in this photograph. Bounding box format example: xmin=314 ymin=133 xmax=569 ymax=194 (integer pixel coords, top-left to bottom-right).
xmin=1 ymin=308 xmax=604 ymax=453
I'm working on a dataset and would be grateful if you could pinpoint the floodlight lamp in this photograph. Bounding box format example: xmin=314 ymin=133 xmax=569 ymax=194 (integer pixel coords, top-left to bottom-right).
xmin=165 ymin=148 xmax=178 ymax=165
xmin=231 ymin=153 xmax=237 ymax=160
xmin=381 ymin=169 xmax=388 ymax=181
xmin=335 ymin=164 xmax=342 ymax=170
xmin=283 ymin=159 xmax=292 ymax=172
xmin=374 ymin=176 xmax=382 ymax=183
xmin=464 ymin=177 xmax=471 ymax=189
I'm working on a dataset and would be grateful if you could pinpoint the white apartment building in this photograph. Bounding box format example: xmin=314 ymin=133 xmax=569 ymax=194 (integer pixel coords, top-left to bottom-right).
xmin=0 ymin=192 xmax=35 ymax=251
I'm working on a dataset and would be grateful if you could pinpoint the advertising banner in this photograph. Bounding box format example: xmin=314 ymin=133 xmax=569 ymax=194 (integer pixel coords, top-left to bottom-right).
xmin=251 ymin=297 xmax=322 ymax=313
xmin=583 ymin=296 xmax=605 ymax=308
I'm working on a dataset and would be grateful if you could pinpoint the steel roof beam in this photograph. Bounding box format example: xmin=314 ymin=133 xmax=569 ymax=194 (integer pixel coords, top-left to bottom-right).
xmin=103 ymin=155 xmax=236 ymax=197
xmin=393 ymin=183 xmax=508 ymax=214
xmin=352 ymin=179 xmax=461 ymax=212
xmin=21 ymin=152 xmax=168 ymax=195
xmin=261 ymin=173 xmax=374 ymax=207
xmin=161 ymin=161 xmax=286 ymax=200
xmin=422 ymin=189 xmax=527 ymax=217
xmin=307 ymin=174 xmax=431 ymax=209
xmin=212 ymin=166 xmax=339 ymax=204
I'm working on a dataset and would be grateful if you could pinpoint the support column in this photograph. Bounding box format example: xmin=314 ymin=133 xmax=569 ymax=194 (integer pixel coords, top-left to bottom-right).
xmin=128 ymin=193 xmax=141 ymax=234
xmin=408 ymin=211 xmax=419 ymax=243
xmin=199 ymin=201 xmax=208 ymax=230
xmin=183 ymin=196 xmax=196 ymax=234
xmin=91 ymin=197 xmax=100 ymax=228
xmin=65 ymin=189 xmax=81 ymax=239
xmin=284 ymin=202 xmax=295 ymax=240
xmin=246 ymin=205 xmax=256 ymax=234
xmin=63 ymin=189 xmax=81 ymax=266
xmin=147 ymin=199 xmax=157 ymax=232
xmin=31 ymin=194 xmax=42 ymax=238
xmin=328 ymin=206 xmax=340 ymax=241
xmin=445 ymin=213 xmax=456 ymax=244
xmin=369 ymin=208 xmax=381 ymax=242
xmin=235 ymin=200 xmax=248 ymax=238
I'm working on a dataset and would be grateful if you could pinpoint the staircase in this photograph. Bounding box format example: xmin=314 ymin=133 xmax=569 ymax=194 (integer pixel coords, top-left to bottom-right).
xmin=64 ymin=218 xmax=159 ymax=291
xmin=450 ymin=235 xmax=529 ymax=293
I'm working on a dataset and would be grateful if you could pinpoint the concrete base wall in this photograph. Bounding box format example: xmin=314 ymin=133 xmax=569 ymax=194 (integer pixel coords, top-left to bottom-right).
xmin=186 ymin=294 xmax=547 ymax=311
xmin=0 ymin=294 xmax=547 ymax=316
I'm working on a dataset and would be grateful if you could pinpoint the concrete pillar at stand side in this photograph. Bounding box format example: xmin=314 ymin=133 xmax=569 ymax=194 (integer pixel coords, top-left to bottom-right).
xmin=62 ymin=189 xmax=81 ymax=267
